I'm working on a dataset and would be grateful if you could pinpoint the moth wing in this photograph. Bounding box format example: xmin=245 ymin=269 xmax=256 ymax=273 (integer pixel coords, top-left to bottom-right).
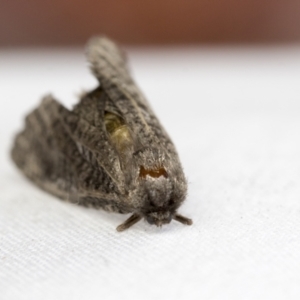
xmin=11 ymin=95 xmax=127 ymax=210
xmin=57 ymin=98 xmax=126 ymax=193
xmin=11 ymin=95 xmax=79 ymax=200
xmin=73 ymin=87 xmax=107 ymax=129
xmin=86 ymin=36 xmax=132 ymax=86
xmin=86 ymin=36 xmax=180 ymax=159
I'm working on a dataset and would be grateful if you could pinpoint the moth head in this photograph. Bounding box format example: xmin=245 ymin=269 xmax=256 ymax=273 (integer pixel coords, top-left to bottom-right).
xmin=136 ymin=165 xmax=184 ymax=227
xmin=145 ymin=211 xmax=173 ymax=227
xmin=143 ymin=192 xmax=179 ymax=227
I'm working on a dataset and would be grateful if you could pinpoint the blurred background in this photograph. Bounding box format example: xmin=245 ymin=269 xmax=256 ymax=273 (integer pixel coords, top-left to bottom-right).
xmin=1 ymin=0 xmax=300 ymax=47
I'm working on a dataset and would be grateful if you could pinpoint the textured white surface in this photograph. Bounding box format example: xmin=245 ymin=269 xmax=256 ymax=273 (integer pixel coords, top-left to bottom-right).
xmin=1 ymin=45 xmax=300 ymax=300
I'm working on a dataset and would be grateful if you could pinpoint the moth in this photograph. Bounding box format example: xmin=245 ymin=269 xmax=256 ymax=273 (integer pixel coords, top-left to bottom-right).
xmin=11 ymin=36 xmax=192 ymax=231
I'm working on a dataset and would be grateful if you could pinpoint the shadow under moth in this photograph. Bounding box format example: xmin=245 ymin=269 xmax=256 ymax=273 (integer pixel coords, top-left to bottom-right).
xmin=11 ymin=36 xmax=192 ymax=231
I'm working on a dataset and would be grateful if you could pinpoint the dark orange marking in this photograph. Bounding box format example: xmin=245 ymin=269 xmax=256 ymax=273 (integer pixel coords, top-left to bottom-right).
xmin=139 ymin=166 xmax=168 ymax=179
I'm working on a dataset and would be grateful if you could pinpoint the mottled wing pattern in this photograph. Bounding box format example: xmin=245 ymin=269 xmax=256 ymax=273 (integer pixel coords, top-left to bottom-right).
xmin=11 ymin=94 xmax=130 ymax=213
xmin=86 ymin=37 xmax=180 ymax=159
xmin=12 ymin=95 xmax=77 ymax=200
xmin=60 ymin=91 xmax=126 ymax=192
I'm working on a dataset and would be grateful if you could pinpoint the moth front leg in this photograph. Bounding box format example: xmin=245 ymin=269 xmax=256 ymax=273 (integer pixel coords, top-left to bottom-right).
xmin=116 ymin=213 xmax=142 ymax=232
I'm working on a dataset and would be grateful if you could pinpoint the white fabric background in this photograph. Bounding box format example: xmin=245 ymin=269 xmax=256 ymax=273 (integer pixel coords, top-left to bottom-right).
xmin=1 ymin=45 xmax=300 ymax=300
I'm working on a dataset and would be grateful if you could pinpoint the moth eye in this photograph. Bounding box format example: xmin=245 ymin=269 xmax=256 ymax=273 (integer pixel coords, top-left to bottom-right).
xmin=139 ymin=166 xmax=168 ymax=179
xmin=149 ymin=201 xmax=156 ymax=207
xmin=146 ymin=216 xmax=155 ymax=225
xmin=169 ymin=199 xmax=175 ymax=206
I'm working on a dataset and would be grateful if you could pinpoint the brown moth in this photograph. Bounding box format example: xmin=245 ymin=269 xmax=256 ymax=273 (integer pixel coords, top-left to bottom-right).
xmin=11 ymin=37 xmax=192 ymax=231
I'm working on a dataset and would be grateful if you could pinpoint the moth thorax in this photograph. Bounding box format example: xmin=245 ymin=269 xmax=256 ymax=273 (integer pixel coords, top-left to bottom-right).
xmin=139 ymin=166 xmax=168 ymax=179
xmin=104 ymin=112 xmax=133 ymax=154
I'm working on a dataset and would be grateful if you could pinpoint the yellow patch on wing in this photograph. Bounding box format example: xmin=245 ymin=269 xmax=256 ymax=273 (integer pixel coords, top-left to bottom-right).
xmin=104 ymin=112 xmax=133 ymax=154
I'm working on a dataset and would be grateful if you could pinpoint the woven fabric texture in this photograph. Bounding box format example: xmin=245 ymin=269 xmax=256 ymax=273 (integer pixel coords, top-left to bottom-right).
xmin=1 ymin=47 xmax=300 ymax=300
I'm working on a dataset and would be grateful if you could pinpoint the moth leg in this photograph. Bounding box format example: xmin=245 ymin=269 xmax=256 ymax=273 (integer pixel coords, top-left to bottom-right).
xmin=116 ymin=214 xmax=142 ymax=232
xmin=174 ymin=214 xmax=193 ymax=226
